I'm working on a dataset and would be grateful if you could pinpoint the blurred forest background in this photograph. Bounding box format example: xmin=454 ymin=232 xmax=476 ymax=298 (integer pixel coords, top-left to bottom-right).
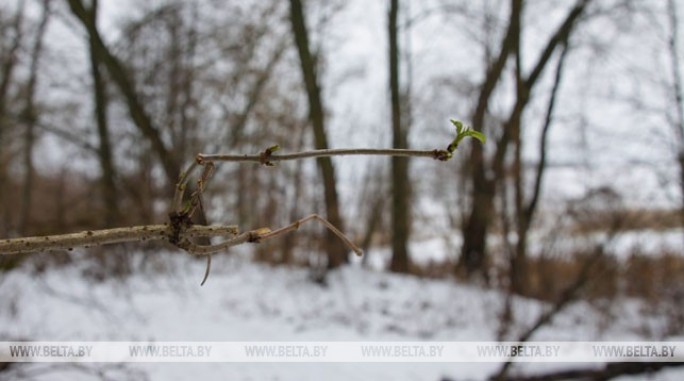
xmin=1 ymin=0 xmax=684 ymax=347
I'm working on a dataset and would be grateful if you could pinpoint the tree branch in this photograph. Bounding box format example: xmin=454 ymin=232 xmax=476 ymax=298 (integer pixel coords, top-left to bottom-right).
xmin=0 ymin=224 xmax=238 ymax=255
xmin=1 ymin=145 xmax=456 ymax=256
xmin=1 ymin=140 xmax=475 ymax=285
xmin=198 ymin=147 xmax=451 ymax=164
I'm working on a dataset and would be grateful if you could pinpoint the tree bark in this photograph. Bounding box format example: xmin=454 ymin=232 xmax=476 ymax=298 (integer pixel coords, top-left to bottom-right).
xmin=0 ymin=3 xmax=25 ymax=236
xmin=459 ymin=0 xmax=522 ymax=281
xmin=388 ymin=0 xmax=411 ymax=273
xmin=512 ymin=40 xmax=569 ymax=295
xmin=666 ymin=0 xmax=684 ymax=242
xmin=510 ymin=1 xmax=526 ymax=294
xmin=288 ymin=0 xmax=348 ymax=268
xmin=88 ymin=0 xmax=120 ymax=228
xmin=19 ymin=0 xmax=50 ymax=235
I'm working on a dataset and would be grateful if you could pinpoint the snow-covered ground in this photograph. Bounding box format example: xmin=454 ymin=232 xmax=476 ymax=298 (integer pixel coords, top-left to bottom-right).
xmin=1 ymin=249 xmax=682 ymax=380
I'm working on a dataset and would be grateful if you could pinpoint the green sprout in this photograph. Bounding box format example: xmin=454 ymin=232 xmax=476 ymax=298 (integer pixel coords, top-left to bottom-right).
xmin=441 ymin=119 xmax=485 ymax=160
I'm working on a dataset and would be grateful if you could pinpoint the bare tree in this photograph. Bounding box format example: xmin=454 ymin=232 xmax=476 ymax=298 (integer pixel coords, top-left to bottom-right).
xmin=0 ymin=2 xmax=25 ymax=236
xmin=388 ymin=0 xmax=411 ymax=273
xmin=459 ymin=0 xmax=591 ymax=286
xmin=666 ymin=0 xmax=684 ymax=237
xmin=18 ymin=0 xmax=51 ymax=235
xmin=66 ymin=0 xmax=180 ymax=189
xmin=86 ymin=0 xmax=120 ymax=228
xmin=510 ymin=41 xmax=570 ymax=295
xmin=288 ymin=0 xmax=348 ymax=269
xmin=459 ymin=0 xmax=523 ymax=281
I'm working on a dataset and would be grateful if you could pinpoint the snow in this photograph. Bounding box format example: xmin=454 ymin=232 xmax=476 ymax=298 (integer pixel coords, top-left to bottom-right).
xmin=1 ymin=249 xmax=682 ymax=380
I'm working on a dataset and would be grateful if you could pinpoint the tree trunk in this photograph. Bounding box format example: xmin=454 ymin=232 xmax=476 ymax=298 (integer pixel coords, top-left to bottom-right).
xmin=88 ymin=0 xmax=120 ymax=228
xmin=288 ymin=0 xmax=348 ymax=268
xmin=19 ymin=0 xmax=50 ymax=235
xmin=388 ymin=0 xmax=411 ymax=273
xmin=459 ymin=0 xmax=522 ymax=281
xmin=510 ymin=2 xmax=526 ymax=294
xmin=666 ymin=0 xmax=684 ymax=241
xmin=0 ymin=4 xmax=25 ymax=236
xmin=513 ymin=40 xmax=569 ymax=295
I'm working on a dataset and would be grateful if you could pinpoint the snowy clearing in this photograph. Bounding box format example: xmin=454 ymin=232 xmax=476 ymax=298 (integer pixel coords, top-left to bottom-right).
xmin=1 ymin=250 xmax=683 ymax=380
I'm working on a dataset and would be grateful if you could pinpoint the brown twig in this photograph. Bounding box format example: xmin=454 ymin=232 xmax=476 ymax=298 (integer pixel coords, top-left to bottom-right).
xmin=198 ymin=147 xmax=451 ymax=164
xmin=175 ymin=214 xmax=362 ymax=257
xmin=258 ymin=214 xmax=363 ymax=255
xmin=169 ymin=146 xmax=454 ymax=228
xmin=0 ymin=225 xmax=239 ymax=255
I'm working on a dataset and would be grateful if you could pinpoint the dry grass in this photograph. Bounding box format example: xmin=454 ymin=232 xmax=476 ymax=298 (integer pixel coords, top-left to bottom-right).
xmin=568 ymin=208 xmax=683 ymax=234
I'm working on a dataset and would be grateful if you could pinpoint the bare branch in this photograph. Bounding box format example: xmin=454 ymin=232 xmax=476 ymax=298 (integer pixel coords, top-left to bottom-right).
xmin=259 ymin=214 xmax=363 ymax=256
xmin=172 ymin=159 xmax=200 ymax=214
xmin=178 ymin=214 xmax=362 ymax=257
xmin=170 ymin=145 xmax=457 ymax=232
xmin=1 ymin=141 xmax=468 ymax=285
xmin=0 ymin=225 xmax=238 ymax=255
xmin=198 ymin=147 xmax=451 ymax=164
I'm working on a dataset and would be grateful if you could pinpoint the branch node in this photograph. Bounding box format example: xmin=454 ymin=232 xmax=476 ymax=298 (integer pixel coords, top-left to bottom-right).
xmin=433 ymin=149 xmax=452 ymax=161
xmin=258 ymin=145 xmax=279 ymax=166
xmin=248 ymin=228 xmax=272 ymax=243
xmin=168 ymin=211 xmax=192 ymax=246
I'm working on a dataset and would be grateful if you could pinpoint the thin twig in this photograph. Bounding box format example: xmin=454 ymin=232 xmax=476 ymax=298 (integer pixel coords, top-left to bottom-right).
xmin=200 ymin=255 xmax=212 ymax=286
xmin=164 ymin=145 xmax=453 ymax=283
xmin=177 ymin=229 xmax=261 ymax=255
xmin=171 ymin=147 xmax=453 ymax=230
xmin=258 ymin=214 xmax=363 ymax=256
xmin=172 ymin=159 xmax=200 ymax=214
xmin=198 ymin=147 xmax=450 ymax=164
xmin=2 ymin=141 xmax=473 ymax=284
xmin=188 ymin=214 xmax=362 ymax=285
xmin=178 ymin=214 xmax=362 ymax=257
xmin=186 ymin=161 xmax=215 ymax=217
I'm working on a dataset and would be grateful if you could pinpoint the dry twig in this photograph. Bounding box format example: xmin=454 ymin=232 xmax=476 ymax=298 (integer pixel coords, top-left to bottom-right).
xmin=0 ymin=142 xmax=472 ymax=284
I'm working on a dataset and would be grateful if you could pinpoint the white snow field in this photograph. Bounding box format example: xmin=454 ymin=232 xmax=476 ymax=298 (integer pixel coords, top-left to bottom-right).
xmin=1 ymin=248 xmax=682 ymax=381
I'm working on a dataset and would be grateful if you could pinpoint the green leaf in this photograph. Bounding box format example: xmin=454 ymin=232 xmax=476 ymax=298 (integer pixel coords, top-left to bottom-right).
xmin=450 ymin=119 xmax=464 ymax=135
xmin=464 ymin=130 xmax=486 ymax=144
xmin=267 ymin=144 xmax=280 ymax=152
